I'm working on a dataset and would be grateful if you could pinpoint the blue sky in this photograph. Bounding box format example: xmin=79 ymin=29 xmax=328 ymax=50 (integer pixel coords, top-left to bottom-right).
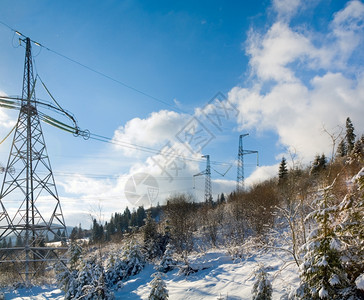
xmin=0 ymin=0 xmax=363 ymax=227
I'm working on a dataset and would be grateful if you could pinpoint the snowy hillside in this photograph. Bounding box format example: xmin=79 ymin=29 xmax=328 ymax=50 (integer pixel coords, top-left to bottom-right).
xmin=3 ymin=248 xmax=300 ymax=299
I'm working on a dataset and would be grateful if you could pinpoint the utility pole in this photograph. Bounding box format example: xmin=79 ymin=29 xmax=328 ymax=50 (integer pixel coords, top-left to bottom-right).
xmin=236 ymin=134 xmax=258 ymax=193
xmin=0 ymin=37 xmax=68 ymax=285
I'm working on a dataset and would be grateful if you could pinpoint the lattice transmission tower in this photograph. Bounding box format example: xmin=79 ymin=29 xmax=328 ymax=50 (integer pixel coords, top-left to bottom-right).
xmin=0 ymin=37 xmax=68 ymax=284
xmin=193 ymin=155 xmax=212 ymax=203
xmin=236 ymin=134 xmax=258 ymax=192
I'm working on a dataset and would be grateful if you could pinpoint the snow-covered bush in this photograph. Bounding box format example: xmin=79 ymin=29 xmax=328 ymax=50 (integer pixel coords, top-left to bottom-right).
xmin=177 ymin=254 xmax=198 ymax=276
xmin=148 ymin=272 xmax=169 ymax=300
xmin=251 ymin=265 xmax=273 ymax=300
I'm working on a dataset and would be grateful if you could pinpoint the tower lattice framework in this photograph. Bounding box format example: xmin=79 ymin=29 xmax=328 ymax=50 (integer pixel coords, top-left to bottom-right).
xmin=236 ymin=134 xmax=258 ymax=193
xmin=0 ymin=37 xmax=67 ymax=284
xmin=203 ymin=155 xmax=212 ymax=202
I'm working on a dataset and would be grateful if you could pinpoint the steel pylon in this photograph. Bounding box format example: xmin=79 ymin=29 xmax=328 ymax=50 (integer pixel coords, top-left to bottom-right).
xmin=0 ymin=37 xmax=67 ymax=284
xmin=203 ymin=155 xmax=212 ymax=203
xmin=236 ymin=134 xmax=258 ymax=193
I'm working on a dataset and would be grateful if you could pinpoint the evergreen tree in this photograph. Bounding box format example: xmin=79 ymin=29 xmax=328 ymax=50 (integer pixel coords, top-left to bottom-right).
xmin=69 ymin=227 xmax=78 ymax=242
xmin=157 ymin=243 xmax=176 ymax=273
xmin=335 ymin=168 xmax=364 ymax=283
xmin=15 ymin=235 xmax=23 ymax=247
xmin=311 ymin=154 xmax=327 ymax=175
xmin=220 ymin=193 xmax=226 ymax=204
xmin=77 ymin=223 xmax=83 ymax=239
xmin=69 ymin=242 xmax=83 ymax=270
xmin=278 ymin=157 xmax=288 ymax=185
xmin=296 ymin=182 xmax=353 ymax=299
xmin=144 ymin=211 xmax=157 ymax=243
xmin=337 ymin=139 xmax=347 ymax=157
xmin=92 ymin=219 xmax=104 ymax=244
xmin=352 ymin=136 xmax=364 ymax=160
xmin=130 ymin=209 xmax=138 ymax=228
xmin=136 ymin=206 xmax=146 ymax=227
xmin=346 ymin=117 xmax=356 ymax=154
xmin=122 ymin=240 xmax=145 ymax=278
xmin=105 ymin=254 xmax=127 ymax=287
xmin=251 ymin=265 xmax=273 ymax=300
xmin=55 ymin=242 xmax=82 ymax=300
xmin=319 ymin=154 xmax=327 ymax=170
xmin=149 ymin=272 xmax=169 ymax=300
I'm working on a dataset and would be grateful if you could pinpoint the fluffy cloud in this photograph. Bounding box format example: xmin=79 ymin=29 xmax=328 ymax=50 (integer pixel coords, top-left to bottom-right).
xmin=331 ymin=0 xmax=364 ymax=62
xmin=112 ymin=110 xmax=190 ymax=156
xmin=245 ymin=164 xmax=280 ymax=186
xmin=0 ymin=91 xmax=16 ymax=129
xmin=232 ymin=0 xmax=364 ymax=164
xmin=272 ymin=0 xmax=302 ymax=20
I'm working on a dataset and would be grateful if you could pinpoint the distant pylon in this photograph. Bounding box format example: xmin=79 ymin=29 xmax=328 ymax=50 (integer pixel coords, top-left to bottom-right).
xmin=203 ymin=155 xmax=212 ymax=203
xmin=0 ymin=37 xmax=67 ymax=284
xmin=236 ymin=134 xmax=258 ymax=192
xmin=193 ymin=155 xmax=212 ymax=203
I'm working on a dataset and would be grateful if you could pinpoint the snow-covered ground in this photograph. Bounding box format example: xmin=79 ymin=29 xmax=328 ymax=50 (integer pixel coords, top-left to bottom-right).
xmin=2 ymin=248 xmax=300 ymax=299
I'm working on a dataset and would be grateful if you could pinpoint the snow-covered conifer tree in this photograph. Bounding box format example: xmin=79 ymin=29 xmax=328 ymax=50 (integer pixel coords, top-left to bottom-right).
xmin=157 ymin=243 xmax=176 ymax=273
xmin=55 ymin=242 xmax=83 ymax=299
xmin=296 ymin=181 xmax=354 ymax=299
xmin=122 ymin=240 xmax=145 ymax=278
xmin=251 ymin=265 xmax=272 ymax=300
xmin=105 ymin=254 xmax=127 ymax=287
xmin=333 ymin=168 xmax=364 ymax=299
xmin=148 ymin=272 xmax=169 ymax=300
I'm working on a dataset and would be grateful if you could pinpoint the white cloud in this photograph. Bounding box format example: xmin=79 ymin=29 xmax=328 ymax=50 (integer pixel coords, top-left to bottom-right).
xmin=0 ymin=91 xmax=16 ymax=129
xmin=246 ymin=22 xmax=331 ymax=83
xmin=272 ymin=0 xmax=302 ymax=21
xmin=112 ymin=110 xmax=189 ymax=156
xmin=232 ymin=1 xmax=364 ymax=165
xmin=0 ymin=109 xmax=15 ymax=129
xmin=245 ymin=164 xmax=279 ymax=187
xmin=331 ymin=0 xmax=364 ymax=62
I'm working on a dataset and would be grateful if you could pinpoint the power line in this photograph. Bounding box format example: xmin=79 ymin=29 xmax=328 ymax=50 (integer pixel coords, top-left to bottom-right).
xmin=0 ymin=21 xmax=235 ymax=168
xmin=0 ymin=20 xmax=184 ymax=113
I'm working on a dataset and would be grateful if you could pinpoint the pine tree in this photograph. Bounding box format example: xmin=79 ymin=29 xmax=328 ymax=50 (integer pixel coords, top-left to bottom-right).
xmin=157 ymin=243 xmax=176 ymax=273
xmin=148 ymin=272 xmax=169 ymax=300
xmin=278 ymin=157 xmax=288 ymax=185
xmin=337 ymin=139 xmax=347 ymax=157
xmin=251 ymin=265 xmax=273 ymax=300
xmin=319 ymin=154 xmax=327 ymax=170
xmin=144 ymin=211 xmax=158 ymax=243
xmin=92 ymin=219 xmax=104 ymax=244
xmin=220 ymin=193 xmax=226 ymax=204
xmin=335 ymin=168 xmax=364 ymax=284
xmin=346 ymin=117 xmax=356 ymax=154
xmin=69 ymin=242 xmax=82 ymax=270
xmin=15 ymin=235 xmax=23 ymax=247
xmin=352 ymin=136 xmax=364 ymax=160
xmin=296 ymin=182 xmax=353 ymax=299
xmin=55 ymin=243 xmax=83 ymax=299
xmin=69 ymin=227 xmax=78 ymax=242
xmin=105 ymin=254 xmax=127 ymax=286
xmin=122 ymin=240 xmax=145 ymax=278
